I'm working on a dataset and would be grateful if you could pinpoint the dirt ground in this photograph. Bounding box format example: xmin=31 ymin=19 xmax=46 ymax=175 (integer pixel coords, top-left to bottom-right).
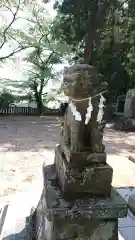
xmin=0 ymin=116 xmax=135 ymax=205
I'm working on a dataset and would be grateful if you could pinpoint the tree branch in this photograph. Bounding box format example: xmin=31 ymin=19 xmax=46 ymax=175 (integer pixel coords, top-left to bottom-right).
xmin=44 ymin=51 xmax=54 ymax=66
xmin=28 ymin=70 xmax=41 ymax=79
xmin=0 ymin=45 xmax=31 ymax=60
xmin=36 ymin=36 xmax=46 ymax=64
xmin=0 ymin=0 xmax=21 ymax=50
xmin=16 ymin=16 xmax=37 ymax=24
xmin=6 ymin=31 xmax=24 ymax=47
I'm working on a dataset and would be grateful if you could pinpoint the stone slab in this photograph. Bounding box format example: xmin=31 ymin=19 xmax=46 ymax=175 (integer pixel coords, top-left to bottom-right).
xmin=128 ymin=194 xmax=135 ymax=214
xmin=34 ymin=164 xmax=128 ymax=240
xmin=42 ymin=164 xmax=127 ymax=221
xmin=119 ymin=226 xmax=135 ymax=240
xmin=60 ymin=143 xmax=106 ymax=166
xmin=55 ymin=146 xmax=112 ymax=198
xmin=35 ymin=209 xmax=118 ymax=240
xmin=44 ymin=218 xmax=118 ymax=240
xmin=0 ymin=188 xmax=132 ymax=240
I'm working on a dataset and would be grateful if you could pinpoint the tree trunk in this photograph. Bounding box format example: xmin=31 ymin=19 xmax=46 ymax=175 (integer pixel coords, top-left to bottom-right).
xmin=84 ymin=0 xmax=99 ymax=64
xmin=34 ymin=91 xmax=43 ymax=115
xmin=37 ymin=100 xmax=43 ymax=115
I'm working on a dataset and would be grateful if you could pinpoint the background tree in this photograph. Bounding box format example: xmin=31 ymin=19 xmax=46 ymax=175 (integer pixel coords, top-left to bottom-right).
xmin=0 ymin=90 xmax=15 ymax=109
xmin=19 ymin=2 xmax=70 ymax=113
xmin=26 ymin=48 xmax=59 ymax=114
xmin=25 ymin=38 xmax=69 ymax=113
xmin=0 ymin=0 xmax=70 ymax=112
xmin=50 ymin=0 xmax=135 ymax=101
xmin=0 ymin=0 xmax=34 ymax=61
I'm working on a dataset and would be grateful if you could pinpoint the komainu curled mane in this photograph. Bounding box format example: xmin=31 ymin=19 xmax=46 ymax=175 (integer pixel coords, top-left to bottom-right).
xmin=61 ymin=63 xmax=107 ymax=152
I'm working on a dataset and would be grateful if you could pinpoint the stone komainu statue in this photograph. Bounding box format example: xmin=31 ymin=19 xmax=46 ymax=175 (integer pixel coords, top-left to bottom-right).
xmin=61 ymin=63 xmax=107 ymax=152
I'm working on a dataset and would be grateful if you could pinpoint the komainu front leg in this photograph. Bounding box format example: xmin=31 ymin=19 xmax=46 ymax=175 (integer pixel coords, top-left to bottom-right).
xmin=63 ymin=121 xmax=70 ymax=146
xmin=71 ymin=122 xmax=81 ymax=152
xmin=90 ymin=124 xmax=105 ymax=153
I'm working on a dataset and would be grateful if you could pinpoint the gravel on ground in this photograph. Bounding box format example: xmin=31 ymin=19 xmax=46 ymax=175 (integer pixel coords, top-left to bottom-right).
xmin=0 ymin=116 xmax=135 ymax=205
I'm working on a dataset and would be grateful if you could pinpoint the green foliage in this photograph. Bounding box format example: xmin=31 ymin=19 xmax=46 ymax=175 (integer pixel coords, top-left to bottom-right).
xmin=19 ymin=5 xmax=69 ymax=113
xmin=1 ymin=92 xmax=15 ymax=102
xmin=0 ymin=0 xmax=33 ymax=61
xmin=0 ymin=0 xmax=68 ymax=112
xmin=25 ymin=41 xmax=66 ymax=113
xmin=52 ymin=0 xmax=135 ymax=101
xmin=0 ymin=90 xmax=16 ymax=109
xmin=3 ymin=0 xmax=135 ymax=107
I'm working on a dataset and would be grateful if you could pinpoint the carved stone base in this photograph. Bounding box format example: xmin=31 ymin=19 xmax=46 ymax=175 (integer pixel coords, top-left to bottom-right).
xmin=60 ymin=142 xmax=106 ymax=166
xmin=33 ymin=164 xmax=127 ymax=240
xmin=55 ymin=145 xmax=113 ymax=198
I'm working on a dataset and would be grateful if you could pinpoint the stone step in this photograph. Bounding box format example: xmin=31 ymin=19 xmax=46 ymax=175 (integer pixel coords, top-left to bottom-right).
xmin=128 ymin=194 xmax=135 ymax=215
xmin=0 ymin=187 xmax=135 ymax=240
xmin=0 ymin=203 xmax=128 ymax=240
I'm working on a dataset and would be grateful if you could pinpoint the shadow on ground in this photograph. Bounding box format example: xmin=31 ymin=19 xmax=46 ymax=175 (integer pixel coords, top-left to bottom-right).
xmin=0 ymin=117 xmax=135 ymax=157
xmin=0 ymin=116 xmax=61 ymax=152
xmin=2 ymin=228 xmax=27 ymax=240
xmin=1 ymin=214 xmax=30 ymax=240
xmin=104 ymin=127 xmax=135 ymax=156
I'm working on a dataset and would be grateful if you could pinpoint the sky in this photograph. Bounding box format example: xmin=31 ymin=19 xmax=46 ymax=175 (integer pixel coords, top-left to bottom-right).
xmin=45 ymin=0 xmax=56 ymax=18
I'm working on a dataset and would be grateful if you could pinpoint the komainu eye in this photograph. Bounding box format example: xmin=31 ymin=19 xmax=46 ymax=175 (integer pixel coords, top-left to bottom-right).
xmin=64 ymin=82 xmax=68 ymax=86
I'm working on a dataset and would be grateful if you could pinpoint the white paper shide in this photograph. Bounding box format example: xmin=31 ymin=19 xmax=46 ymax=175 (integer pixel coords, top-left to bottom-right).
xmin=97 ymin=94 xmax=105 ymax=123
xmin=85 ymin=97 xmax=93 ymax=125
xmin=69 ymin=102 xmax=82 ymax=121
xmin=69 ymin=94 xmax=105 ymax=125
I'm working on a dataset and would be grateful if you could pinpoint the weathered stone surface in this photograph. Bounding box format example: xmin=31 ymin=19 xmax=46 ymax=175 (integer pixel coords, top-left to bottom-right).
xmin=114 ymin=117 xmax=135 ymax=131
xmin=61 ymin=63 xmax=107 ymax=152
xmin=59 ymin=143 xmax=106 ymax=166
xmin=28 ymin=207 xmax=36 ymax=240
xmin=43 ymin=218 xmax=118 ymax=240
xmin=128 ymin=194 xmax=135 ymax=214
xmin=34 ymin=164 xmax=127 ymax=240
xmin=62 ymin=64 xmax=106 ymax=100
xmin=55 ymin=146 xmax=112 ymax=198
xmin=43 ymin=164 xmax=127 ymax=220
xmin=36 ymin=212 xmax=118 ymax=240
xmin=124 ymin=89 xmax=135 ymax=118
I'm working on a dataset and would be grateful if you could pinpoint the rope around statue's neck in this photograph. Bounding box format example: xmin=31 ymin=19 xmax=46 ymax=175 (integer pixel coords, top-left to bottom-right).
xmin=68 ymin=90 xmax=108 ymax=102
xmin=68 ymin=90 xmax=107 ymax=124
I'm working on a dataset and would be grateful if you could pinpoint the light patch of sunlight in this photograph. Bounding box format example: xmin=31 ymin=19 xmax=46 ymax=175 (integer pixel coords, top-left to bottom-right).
xmin=118 ymin=232 xmax=125 ymax=240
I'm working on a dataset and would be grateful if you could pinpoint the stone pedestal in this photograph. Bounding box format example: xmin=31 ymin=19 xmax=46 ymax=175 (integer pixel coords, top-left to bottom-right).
xmin=34 ymin=164 xmax=127 ymax=240
xmin=31 ymin=63 xmax=128 ymax=240
xmin=55 ymin=145 xmax=113 ymax=198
